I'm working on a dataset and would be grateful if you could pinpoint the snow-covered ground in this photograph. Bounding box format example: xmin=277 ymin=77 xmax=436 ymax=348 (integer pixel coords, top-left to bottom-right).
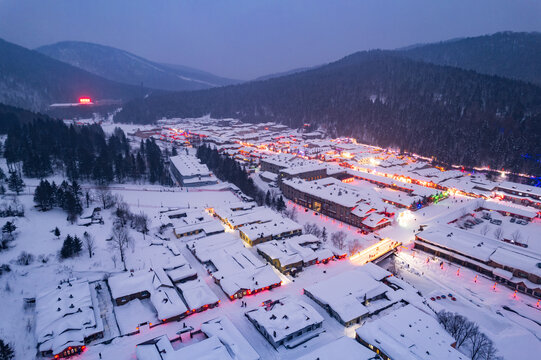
xmin=1 ymin=121 xmax=540 ymax=360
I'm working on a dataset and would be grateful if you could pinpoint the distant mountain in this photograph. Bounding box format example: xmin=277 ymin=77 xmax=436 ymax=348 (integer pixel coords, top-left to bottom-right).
xmin=116 ymin=50 xmax=541 ymax=176
xmin=254 ymin=66 xmax=316 ymax=81
xmin=37 ymin=41 xmax=240 ymax=91
xmin=0 ymin=38 xmax=146 ymax=112
xmin=398 ymin=32 xmax=541 ymax=85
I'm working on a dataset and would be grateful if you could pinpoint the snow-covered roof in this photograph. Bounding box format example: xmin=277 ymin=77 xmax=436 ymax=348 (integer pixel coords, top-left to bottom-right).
xmin=417 ymin=225 xmax=541 ymax=278
xmin=239 ymin=217 xmax=302 ymax=241
xmin=176 ymin=279 xmax=219 ymax=310
xmin=296 ymin=336 xmax=377 ymax=360
xmin=169 ymin=154 xmax=213 ymax=178
xmin=201 ymin=316 xmax=260 ymax=360
xmin=245 ymin=297 xmax=324 ymax=343
xmin=355 ymin=305 xmax=466 ymax=360
xmin=108 ymin=268 xmax=188 ymax=320
xmin=304 ymin=265 xmax=393 ymax=323
xmin=35 ymin=279 xmax=103 ymax=355
xmin=137 ymin=335 xmax=233 ymax=360
xmin=480 ymin=200 xmax=539 ymax=219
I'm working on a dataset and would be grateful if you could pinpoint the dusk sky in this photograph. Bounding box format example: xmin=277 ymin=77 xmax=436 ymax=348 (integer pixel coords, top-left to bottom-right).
xmin=1 ymin=0 xmax=540 ymax=80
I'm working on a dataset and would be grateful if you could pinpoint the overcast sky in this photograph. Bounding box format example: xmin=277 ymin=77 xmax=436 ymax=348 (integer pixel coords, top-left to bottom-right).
xmin=1 ymin=0 xmax=540 ymax=80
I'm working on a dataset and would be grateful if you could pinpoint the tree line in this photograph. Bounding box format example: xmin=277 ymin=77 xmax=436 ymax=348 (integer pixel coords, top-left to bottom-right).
xmin=1 ymin=115 xmax=170 ymax=185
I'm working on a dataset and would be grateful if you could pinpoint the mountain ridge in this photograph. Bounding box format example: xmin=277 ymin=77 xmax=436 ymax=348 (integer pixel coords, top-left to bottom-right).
xmin=36 ymin=41 xmax=240 ymax=91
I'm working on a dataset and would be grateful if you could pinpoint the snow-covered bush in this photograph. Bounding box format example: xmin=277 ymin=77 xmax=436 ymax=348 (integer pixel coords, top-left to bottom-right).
xmin=16 ymin=251 xmax=34 ymax=266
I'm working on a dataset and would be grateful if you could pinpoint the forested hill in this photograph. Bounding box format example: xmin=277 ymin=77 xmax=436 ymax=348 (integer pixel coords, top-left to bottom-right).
xmin=399 ymin=32 xmax=541 ymax=85
xmin=0 ymin=38 xmax=148 ymax=112
xmin=115 ymin=51 xmax=541 ymax=176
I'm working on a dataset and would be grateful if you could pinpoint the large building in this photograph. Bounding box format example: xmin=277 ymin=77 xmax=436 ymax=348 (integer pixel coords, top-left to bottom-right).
xmin=496 ymin=181 xmax=541 ymax=209
xmin=169 ymin=154 xmax=218 ymax=187
xmin=415 ymin=225 xmax=541 ymax=298
xmin=281 ymin=177 xmax=393 ymax=231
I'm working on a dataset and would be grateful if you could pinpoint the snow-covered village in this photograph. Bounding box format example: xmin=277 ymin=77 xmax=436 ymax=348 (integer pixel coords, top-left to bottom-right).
xmin=1 ymin=2 xmax=541 ymax=359
xmin=0 ymin=115 xmax=539 ymax=360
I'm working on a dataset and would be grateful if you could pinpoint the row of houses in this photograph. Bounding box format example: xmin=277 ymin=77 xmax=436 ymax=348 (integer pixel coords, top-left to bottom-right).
xmin=107 ymin=249 xmax=220 ymax=335
xmin=415 ymin=224 xmax=541 ymax=298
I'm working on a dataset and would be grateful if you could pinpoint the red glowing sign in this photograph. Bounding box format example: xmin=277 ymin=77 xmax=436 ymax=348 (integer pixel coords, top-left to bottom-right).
xmin=79 ymin=97 xmax=92 ymax=104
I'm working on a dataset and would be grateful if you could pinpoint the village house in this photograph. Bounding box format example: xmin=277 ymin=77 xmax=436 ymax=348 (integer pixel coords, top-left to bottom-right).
xmin=256 ymin=234 xmax=335 ymax=274
xmin=186 ymin=233 xmax=282 ymax=300
xmin=355 ymin=305 xmax=466 ymax=360
xmin=238 ymin=217 xmax=302 ymax=246
xmin=35 ymin=279 xmax=104 ymax=359
xmin=136 ymin=316 xmax=259 ymax=360
xmin=304 ymin=263 xmax=424 ymax=326
xmin=297 ymin=336 xmax=381 ymax=360
xmin=108 ymin=268 xmax=189 ymax=325
xmin=245 ymin=297 xmax=324 ymax=349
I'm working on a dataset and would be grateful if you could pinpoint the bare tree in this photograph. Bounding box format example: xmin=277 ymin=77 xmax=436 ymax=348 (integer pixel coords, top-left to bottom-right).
xmin=83 ymin=231 xmax=96 ymax=258
xmin=132 ymin=213 xmax=150 ymax=240
xmin=437 ymin=311 xmax=478 ymax=348
xmin=303 ymin=223 xmax=322 ymax=238
xmin=469 ymin=331 xmax=492 ymax=360
xmin=480 ymin=224 xmax=489 ymax=236
xmin=84 ymin=189 xmax=93 ymax=208
xmin=283 ymin=208 xmax=298 ymax=222
xmin=111 ymin=254 xmax=118 ymax=269
xmin=331 ymin=231 xmax=347 ymax=250
xmin=510 ymin=230 xmax=522 ymax=243
xmin=348 ymin=239 xmax=362 ymax=255
xmin=109 ymin=225 xmax=133 ymax=271
xmin=493 ymin=227 xmax=504 ymax=241
xmin=115 ymin=200 xmax=132 ymax=228
xmin=96 ymin=187 xmax=116 ymax=209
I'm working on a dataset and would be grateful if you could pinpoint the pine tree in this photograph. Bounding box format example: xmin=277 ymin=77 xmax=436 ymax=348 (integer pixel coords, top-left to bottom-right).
xmin=265 ymin=191 xmax=271 ymax=207
xmin=53 ymin=227 xmax=61 ymax=239
xmin=321 ymin=227 xmax=328 ymax=242
xmin=2 ymin=222 xmax=16 ymax=238
xmin=0 ymin=338 xmax=15 ymax=360
xmin=276 ymin=196 xmax=286 ymax=212
xmin=34 ymin=179 xmax=53 ymax=211
xmin=7 ymin=172 xmax=24 ymax=195
xmin=60 ymin=235 xmax=74 ymax=258
xmin=72 ymin=236 xmax=83 ymax=255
